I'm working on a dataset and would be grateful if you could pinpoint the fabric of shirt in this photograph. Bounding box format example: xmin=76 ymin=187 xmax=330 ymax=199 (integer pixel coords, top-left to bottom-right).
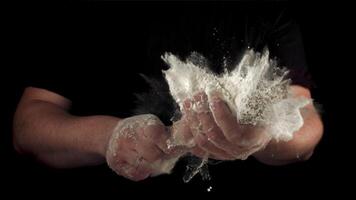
xmin=17 ymin=2 xmax=310 ymax=121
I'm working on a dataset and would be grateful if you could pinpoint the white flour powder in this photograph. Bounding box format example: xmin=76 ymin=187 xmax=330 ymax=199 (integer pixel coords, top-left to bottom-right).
xmin=163 ymin=49 xmax=310 ymax=142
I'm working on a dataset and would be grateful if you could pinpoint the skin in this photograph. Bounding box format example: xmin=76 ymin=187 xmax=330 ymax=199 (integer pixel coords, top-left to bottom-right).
xmin=13 ymin=85 xmax=323 ymax=181
xmin=174 ymin=85 xmax=323 ymax=165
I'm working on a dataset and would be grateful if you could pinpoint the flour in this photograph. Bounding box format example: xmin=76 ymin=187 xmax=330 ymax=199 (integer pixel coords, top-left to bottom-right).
xmin=163 ymin=49 xmax=310 ymax=142
xmin=110 ymin=49 xmax=311 ymax=182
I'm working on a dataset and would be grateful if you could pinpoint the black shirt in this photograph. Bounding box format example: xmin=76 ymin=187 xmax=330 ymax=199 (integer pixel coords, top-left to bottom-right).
xmin=4 ymin=2 xmax=327 ymax=197
xmin=17 ymin=2 xmax=310 ymax=121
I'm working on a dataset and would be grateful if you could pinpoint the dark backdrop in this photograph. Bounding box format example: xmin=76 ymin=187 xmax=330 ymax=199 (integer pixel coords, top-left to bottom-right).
xmin=2 ymin=1 xmax=354 ymax=198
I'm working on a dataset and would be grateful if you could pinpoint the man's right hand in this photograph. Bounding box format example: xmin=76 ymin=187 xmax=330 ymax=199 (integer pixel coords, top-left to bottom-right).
xmin=105 ymin=114 xmax=183 ymax=181
xmin=14 ymin=88 xmax=185 ymax=181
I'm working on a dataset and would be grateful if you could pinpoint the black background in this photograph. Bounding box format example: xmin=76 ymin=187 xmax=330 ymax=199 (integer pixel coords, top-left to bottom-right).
xmin=2 ymin=1 xmax=354 ymax=198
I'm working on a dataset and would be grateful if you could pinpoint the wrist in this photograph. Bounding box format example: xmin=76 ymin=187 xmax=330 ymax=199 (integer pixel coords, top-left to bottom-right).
xmin=73 ymin=115 xmax=121 ymax=158
xmin=97 ymin=117 xmax=121 ymax=158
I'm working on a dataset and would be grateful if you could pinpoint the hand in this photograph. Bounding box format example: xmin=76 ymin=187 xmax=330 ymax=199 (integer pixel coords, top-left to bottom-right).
xmin=175 ymin=92 xmax=271 ymax=160
xmin=105 ymin=114 xmax=182 ymax=181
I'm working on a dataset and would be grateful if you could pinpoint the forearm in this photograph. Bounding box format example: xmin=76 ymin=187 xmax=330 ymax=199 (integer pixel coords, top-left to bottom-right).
xmin=253 ymin=103 xmax=323 ymax=165
xmin=13 ymin=88 xmax=120 ymax=168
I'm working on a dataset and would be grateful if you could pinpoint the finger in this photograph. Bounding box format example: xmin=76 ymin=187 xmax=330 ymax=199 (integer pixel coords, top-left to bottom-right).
xmin=124 ymin=160 xmax=153 ymax=181
xmin=194 ymin=131 xmax=235 ymax=160
xmin=110 ymin=144 xmax=152 ymax=181
xmin=210 ymin=94 xmax=243 ymax=142
xmin=116 ymin=137 xmax=159 ymax=167
xmin=196 ymin=104 xmax=239 ymax=154
xmin=185 ymin=93 xmax=234 ymax=160
xmin=135 ymin=139 xmax=165 ymax=163
xmin=190 ymin=146 xmax=235 ymax=160
xmin=190 ymin=145 xmax=207 ymax=157
xmin=171 ymin=117 xmax=195 ymax=147
xmin=143 ymin=124 xmax=171 ymax=154
xmin=237 ymin=125 xmax=270 ymax=149
xmin=194 ymin=96 xmax=233 ymax=149
xmin=123 ymin=150 xmax=155 ymax=179
xmin=193 ymin=93 xmax=236 ymax=157
xmin=116 ymin=161 xmax=151 ymax=182
xmin=128 ymin=165 xmax=152 ymax=182
xmin=183 ymin=98 xmax=201 ymax=137
xmin=192 ymin=92 xmax=210 ymax=113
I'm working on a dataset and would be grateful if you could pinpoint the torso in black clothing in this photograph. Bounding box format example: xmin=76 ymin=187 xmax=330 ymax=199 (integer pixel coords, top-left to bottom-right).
xmin=17 ymin=2 xmax=310 ymax=119
xmin=4 ymin=2 xmax=325 ymax=196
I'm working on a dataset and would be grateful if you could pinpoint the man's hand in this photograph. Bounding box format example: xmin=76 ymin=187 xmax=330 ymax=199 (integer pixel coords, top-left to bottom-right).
xmin=173 ymin=92 xmax=270 ymax=160
xmin=173 ymin=86 xmax=323 ymax=165
xmin=105 ymin=114 xmax=183 ymax=181
xmin=13 ymin=87 xmax=183 ymax=181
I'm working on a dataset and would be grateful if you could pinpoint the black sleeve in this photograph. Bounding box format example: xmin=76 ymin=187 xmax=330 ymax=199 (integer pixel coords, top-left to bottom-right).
xmin=16 ymin=10 xmax=82 ymax=102
xmin=268 ymin=16 xmax=311 ymax=88
xmin=21 ymin=66 xmax=78 ymax=101
xmin=245 ymin=6 xmax=312 ymax=88
xmin=15 ymin=8 xmax=147 ymax=118
xmin=133 ymin=4 xmax=313 ymax=124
